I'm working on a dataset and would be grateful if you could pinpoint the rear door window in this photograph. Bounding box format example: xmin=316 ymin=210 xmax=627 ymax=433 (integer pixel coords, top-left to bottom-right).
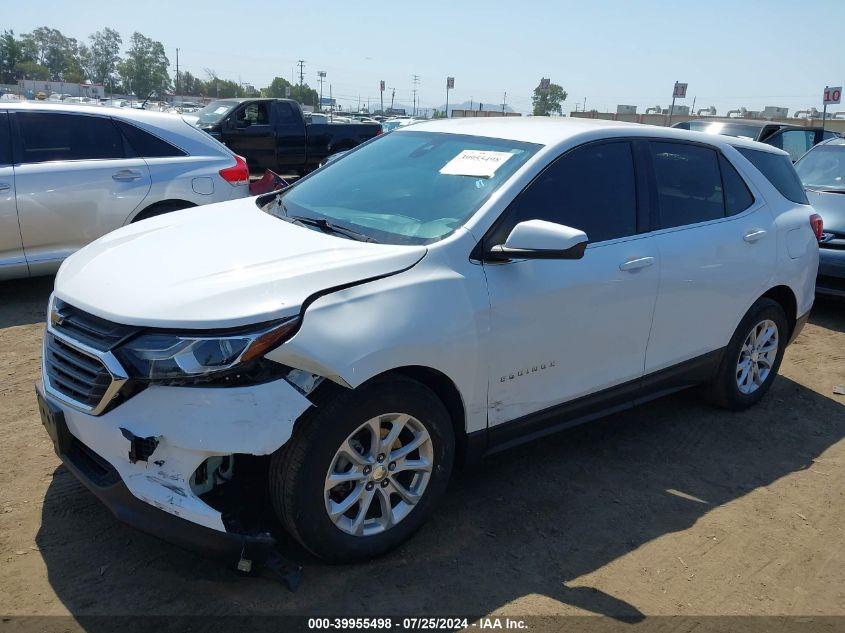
xmin=16 ymin=112 xmax=124 ymax=163
xmin=500 ymin=141 xmax=638 ymax=243
xmin=649 ymin=142 xmax=725 ymax=228
xmin=737 ymin=147 xmax=809 ymax=204
xmin=115 ymin=120 xmax=186 ymax=158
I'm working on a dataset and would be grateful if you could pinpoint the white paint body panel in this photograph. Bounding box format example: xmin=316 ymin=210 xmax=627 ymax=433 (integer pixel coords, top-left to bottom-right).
xmin=484 ymin=234 xmax=660 ymax=425
xmin=55 ymin=202 xmax=426 ymax=328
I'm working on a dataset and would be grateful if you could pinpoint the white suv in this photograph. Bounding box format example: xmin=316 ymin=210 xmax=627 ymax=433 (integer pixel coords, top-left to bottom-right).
xmin=36 ymin=118 xmax=819 ymax=566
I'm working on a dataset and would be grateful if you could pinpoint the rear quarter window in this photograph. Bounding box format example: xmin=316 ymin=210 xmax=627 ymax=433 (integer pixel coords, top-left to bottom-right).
xmin=736 ymin=147 xmax=809 ymax=205
xmin=115 ymin=120 xmax=186 ymax=158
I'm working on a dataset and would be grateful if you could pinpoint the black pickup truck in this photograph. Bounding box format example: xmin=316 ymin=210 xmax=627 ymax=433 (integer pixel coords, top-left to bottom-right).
xmin=190 ymin=98 xmax=382 ymax=174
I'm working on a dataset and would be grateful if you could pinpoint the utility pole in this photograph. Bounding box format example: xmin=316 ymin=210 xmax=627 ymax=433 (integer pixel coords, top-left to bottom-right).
xmin=412 ymin=74 xmax=420 ymax=117
xmin=298 ymin=60 xmax=305 ymax=86
xmin=175 ymin=47 xmax=180 ymax=105
xmin=501 ymin=91 xmax=507 ymax=114
xmin=390 ymin=88 xmax=395 ymax=113
xmin=318 ymin=71 xmax=326 ymax=112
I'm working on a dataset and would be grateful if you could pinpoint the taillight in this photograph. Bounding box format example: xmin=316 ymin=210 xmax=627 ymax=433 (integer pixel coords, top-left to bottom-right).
xmin=375 ymin=127 xmax=383 ymax=135
xmin=810 ymin=213 xmax=824 ymax=241
xmin=219 ymin=155 xmax=249 ymax=185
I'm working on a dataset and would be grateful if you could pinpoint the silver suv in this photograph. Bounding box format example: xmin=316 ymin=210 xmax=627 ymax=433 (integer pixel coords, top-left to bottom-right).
xmin=0 ymin=102 xmax=250 ymax=280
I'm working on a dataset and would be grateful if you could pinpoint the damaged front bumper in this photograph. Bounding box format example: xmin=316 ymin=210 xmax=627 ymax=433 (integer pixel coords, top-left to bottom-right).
xmin=35 ymin=376 xmax=313 ymax=565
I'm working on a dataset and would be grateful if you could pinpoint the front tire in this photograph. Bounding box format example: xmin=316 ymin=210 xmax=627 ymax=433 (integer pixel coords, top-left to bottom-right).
xmin=706 ymin=298 xmax=788 ymax=410
xmin=269 ymin=376 xmax=454 ymax=562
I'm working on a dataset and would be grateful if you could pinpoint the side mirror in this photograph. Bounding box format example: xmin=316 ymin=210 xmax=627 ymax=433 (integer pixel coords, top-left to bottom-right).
xmin=487 ymin=220 xmax=588 ymax=262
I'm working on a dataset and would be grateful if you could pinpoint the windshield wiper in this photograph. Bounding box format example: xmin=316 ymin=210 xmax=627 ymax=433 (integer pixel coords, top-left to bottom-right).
xmin=287 ymin=215 xmax=379 ymax=243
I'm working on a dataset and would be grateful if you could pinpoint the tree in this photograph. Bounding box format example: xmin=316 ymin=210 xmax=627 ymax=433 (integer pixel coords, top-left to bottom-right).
xmin=14 ymin=60 xmax=49 ymax=81
xmin=259 ymin=76 xmax=318 ymax=105
xmin=81 ymin=28 xmax=122 ymax=86
xmin=0 ymin=30 xmax=24 ymax=83
xmin=117 ymin=32 xmax=170 ymax=98
xmin=20 ymin=27 xmax=82 ymax=81
xmin=532 ymin=82 xmax=568 ymax=116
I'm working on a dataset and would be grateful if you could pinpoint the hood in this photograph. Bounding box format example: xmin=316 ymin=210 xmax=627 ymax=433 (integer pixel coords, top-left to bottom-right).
xmin=55 ymin=201 xmax=427 ymax=329
xmin=807 ymin=189 xmax=845 ymax=234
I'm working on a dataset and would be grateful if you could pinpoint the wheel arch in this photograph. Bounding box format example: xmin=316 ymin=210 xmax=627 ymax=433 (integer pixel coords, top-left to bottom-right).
xmin=130 ymin=199 xmax=197 ymax=223
xmin=761 ymin=285 xmax=798 ymax=338
xmin=305 ymin=365 xmax=470 ymax=467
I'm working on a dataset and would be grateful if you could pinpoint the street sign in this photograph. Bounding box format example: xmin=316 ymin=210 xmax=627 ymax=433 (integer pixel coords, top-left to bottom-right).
xmin=823 ymin=86 xmax=842 ymax=105
xmin=673 ymin=82 xmax=688 ymax=98
xmin=380 ymin=80 xmax=385 ymax=92
xmin=285 ymin=86 xmax=291 ymax=98
xmin=447 ymin=77 xmax=454 ymax=90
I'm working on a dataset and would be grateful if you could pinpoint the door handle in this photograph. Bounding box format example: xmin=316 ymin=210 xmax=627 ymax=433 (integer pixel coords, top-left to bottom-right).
xmin=743 ymin=229 xmax=767 ymax=243
xmin=619 ymin=256 xmax=655 ymax=272
xmin=112 ymin=170 xmax=143 ymax=182
xmin=0 ymin=183 xmax=10 ymax=192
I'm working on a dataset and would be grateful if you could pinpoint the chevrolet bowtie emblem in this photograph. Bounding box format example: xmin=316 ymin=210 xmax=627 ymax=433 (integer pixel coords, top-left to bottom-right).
xmin=50 ymin=308 xmax=64 ymax=327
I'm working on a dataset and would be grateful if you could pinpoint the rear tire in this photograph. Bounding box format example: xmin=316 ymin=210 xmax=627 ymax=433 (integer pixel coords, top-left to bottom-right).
xmin=705 ymin=298 xmax=788 ymax=410
xmin=269 ymin=376 xmax=454 ymax=563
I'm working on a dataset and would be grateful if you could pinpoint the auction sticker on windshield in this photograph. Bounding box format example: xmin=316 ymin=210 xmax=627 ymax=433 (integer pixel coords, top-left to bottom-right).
xmin=440 ymin=150 xmax=514 ymax=178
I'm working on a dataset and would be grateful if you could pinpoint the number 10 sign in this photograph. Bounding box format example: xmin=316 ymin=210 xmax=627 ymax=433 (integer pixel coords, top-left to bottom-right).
xmin=824 ymin=86 xmax=842 ymax=105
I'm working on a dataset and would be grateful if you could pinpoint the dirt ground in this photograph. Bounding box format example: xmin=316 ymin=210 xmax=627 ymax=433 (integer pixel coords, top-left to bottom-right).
xmin=1 ymin=275 xmax=844 ymax=624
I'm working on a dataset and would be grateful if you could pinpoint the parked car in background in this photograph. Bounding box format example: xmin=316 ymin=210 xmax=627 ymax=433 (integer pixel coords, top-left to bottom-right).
xmin=672 ymin=118 xmax=838 ymax=162
xmin=191 ymin=98 xmax=382 ymax=174
xmin=37 ymin=118 xmax=818 ymax=566
xmin=0 ymin=102 xmax=250 ymax=280
xmin=795 ymin=137 xmax=845 ymax=296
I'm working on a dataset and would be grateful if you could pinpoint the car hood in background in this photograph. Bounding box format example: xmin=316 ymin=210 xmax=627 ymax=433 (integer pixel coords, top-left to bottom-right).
xmin=55 ymin=202 xmax=426 ymax=329
xmin=807 ymin=189 xmax=845 ymax=233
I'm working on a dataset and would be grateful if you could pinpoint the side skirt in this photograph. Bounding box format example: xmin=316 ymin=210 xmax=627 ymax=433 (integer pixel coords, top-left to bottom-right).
xmin=465 ymin=348 xmax=724 ymax=463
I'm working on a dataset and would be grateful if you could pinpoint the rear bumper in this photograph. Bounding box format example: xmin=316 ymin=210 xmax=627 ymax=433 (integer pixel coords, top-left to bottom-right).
xmin=817 ymin=248 xmax=845 ymax=297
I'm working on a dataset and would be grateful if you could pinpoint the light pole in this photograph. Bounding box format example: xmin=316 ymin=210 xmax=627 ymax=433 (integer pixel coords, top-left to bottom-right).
xmin=318 ymin=71 xmax=326 ymax=112
xmin=445 ymin=77 xmax=454 ymax=118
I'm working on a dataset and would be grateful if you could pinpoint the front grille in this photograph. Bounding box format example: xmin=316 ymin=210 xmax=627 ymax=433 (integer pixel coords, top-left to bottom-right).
xmin=44 ymin=333 xmax=112 ymax=408
xmin=52 ymin=299 xmax=139 ymax=351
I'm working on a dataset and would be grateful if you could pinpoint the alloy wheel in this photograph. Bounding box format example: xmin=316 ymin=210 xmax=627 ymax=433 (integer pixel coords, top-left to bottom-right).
xmin=324 ymin=413 xmax=433 ymax=537
xmin=735 ymin=319 xmax=779 ymax=395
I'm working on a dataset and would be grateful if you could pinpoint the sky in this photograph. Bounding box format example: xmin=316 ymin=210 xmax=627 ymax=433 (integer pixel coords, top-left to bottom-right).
xmin=5 ymin=0 xmax=845 ymax=116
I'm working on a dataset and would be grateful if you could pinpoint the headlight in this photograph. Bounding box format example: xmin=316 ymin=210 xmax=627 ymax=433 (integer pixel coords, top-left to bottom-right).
xmin=114 ymin=317 xmax=299 ymax=381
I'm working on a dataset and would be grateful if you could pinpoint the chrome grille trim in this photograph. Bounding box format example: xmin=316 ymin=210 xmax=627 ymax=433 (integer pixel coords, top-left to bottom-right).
xmin=42 ymin=295 xmax=129 ymax=416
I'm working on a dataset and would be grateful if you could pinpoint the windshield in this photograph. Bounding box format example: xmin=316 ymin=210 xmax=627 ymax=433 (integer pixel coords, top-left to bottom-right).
xmin=686 ymin=121 xmax=762 ymax=140
xmin=265 ymin=131 xmax=541 ymax=245
xmin=795 ymin=145 xmax=845 ymax=191
xmin=194 ymin=100 xmax=239 ymax=126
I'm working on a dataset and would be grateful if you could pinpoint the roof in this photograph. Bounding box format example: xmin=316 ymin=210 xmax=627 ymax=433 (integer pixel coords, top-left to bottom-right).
xmin=0 ymin=100 xmax=192 ymax=127
xmin=681 ymin=118 xmax=796 ymax=129
xmin=394 ymin=116 xmax=789 ymax=156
